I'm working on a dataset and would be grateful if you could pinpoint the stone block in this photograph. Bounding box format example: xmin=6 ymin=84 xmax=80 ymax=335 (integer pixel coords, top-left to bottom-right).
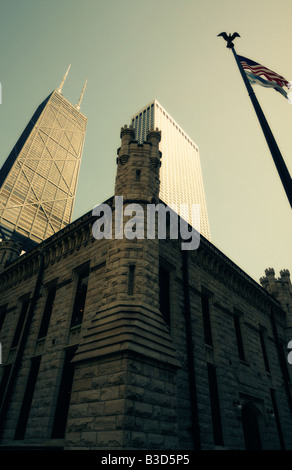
xmin=80 ymin=431 xmax=97 ymax=447
xmin=103 ymin=399 xmax=125 ymax=416
xmin=100 ymin=385 xmax=120 ymax=401
xmin=96 ymin=431 xmax=124 ymax=448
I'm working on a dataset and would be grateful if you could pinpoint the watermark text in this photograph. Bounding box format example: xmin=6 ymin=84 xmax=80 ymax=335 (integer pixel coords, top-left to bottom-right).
xmin=92 ymin=196 xmax=200 ymax=251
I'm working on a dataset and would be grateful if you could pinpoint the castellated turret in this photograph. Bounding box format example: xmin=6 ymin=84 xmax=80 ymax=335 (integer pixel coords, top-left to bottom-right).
xmin=70 ymin=125 xmax=179 ymax=449
xmin=260 ymin=267 xmax=292 ymax=334
xmin=115 ymin=125 xmax=161 ymax=204
xmin=0 ymin=240 xmax=22 ymax=274
xmin=74 ymin=124 xmax=174 ymax=356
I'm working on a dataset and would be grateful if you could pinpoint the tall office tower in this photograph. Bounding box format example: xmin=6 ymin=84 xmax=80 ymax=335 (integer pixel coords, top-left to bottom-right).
xmin=130 ymin=99 xmax=211 ymax=241
xmin=0 ymin=66 xmax=87 ymax=251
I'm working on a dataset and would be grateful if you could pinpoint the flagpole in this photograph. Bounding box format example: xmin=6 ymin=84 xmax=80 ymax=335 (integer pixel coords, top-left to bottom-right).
xmin=222 ymin=36 xmax=292 ymax=208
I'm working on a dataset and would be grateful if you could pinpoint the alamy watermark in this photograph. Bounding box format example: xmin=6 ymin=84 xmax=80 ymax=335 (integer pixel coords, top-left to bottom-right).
xmin=92 ymin=196 xmax=200 ymax=250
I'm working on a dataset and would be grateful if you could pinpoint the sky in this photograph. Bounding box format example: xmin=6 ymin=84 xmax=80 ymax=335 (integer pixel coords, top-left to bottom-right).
xmin=0 ymin=0 xmax=291 ymax=284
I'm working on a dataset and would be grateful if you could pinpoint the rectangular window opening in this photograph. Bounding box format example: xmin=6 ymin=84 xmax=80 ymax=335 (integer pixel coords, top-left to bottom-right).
xmin=11 ymin=298 xmax=30 ymax=349
xmin=128 ymin=264 xmax=135 ymax=295
xmin=270 ymin=388 xmax=285 ymax=450
xmin=14 ymin=356 xmax=41 ymax=440
xmin=207 ymin=362 xmax=224 ymax=446
xmin=0 ymin=304 xmax=8 ymax=332
xmin=70 ymin=270 xmax=89 ymax=328
xmin=38 ymin=285 xmax=57 ymax=339
xmin=234 ymin=314 xmax=245 ymax=361
xmin=51 ymin=347 xmax=77 ymax=439
xmin=201 ymin=294 xmax=213 ymax=347
xmin=159 ymin=266 xmax=170 ymax=326
xmin=0 ymin=364 xmax=12 ymax=408
xmin=259 ymin=330 xmax=270 ymax=373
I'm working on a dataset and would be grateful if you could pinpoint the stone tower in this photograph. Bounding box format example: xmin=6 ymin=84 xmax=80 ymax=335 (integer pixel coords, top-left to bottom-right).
xmin=67 ymin=126 xmax=180 ymax=450
xmin=0 ymin=239 xmax=22 ymax=274
xmin=260 ymin=268 xmax=292 ymax=336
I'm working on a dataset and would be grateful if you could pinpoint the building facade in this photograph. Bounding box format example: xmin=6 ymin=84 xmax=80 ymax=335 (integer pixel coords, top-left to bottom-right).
xmin=0 ymin=126 xmax=291 ymax=450
xmin=130 ymin=100 xmax=211 ymax=241
xmin=0 ymin=69 xmax=87 ymax=252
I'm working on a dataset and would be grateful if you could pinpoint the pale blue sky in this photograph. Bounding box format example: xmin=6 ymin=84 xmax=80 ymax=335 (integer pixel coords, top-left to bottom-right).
xmin=0 ymin=0 xmax=291 ymax=283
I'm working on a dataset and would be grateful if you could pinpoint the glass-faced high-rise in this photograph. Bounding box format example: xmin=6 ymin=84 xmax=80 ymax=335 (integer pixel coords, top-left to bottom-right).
xmin=0 ymin=81 xmax=87 ymax=250
xmin=130 ymin=99 xmax=211 ymax=241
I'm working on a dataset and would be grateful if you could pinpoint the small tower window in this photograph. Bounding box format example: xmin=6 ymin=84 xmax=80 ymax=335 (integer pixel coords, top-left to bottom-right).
xmin=136 ymin=170 xmax=141 ymax=182
xmin=159 ymin=266 xmax=170 ymax=326
xmin=128 ymin=265 xmax=135 ymax=295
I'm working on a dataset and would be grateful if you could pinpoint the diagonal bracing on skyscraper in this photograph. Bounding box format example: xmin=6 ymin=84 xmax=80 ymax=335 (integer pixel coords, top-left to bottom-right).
xmin=0 ymin=68 xmax=87 ymax=251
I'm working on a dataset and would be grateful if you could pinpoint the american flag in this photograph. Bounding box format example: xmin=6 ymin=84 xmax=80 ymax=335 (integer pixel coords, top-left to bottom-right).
xmin=238 ymin=55 xmax=290 ymax=88
xmin=238 ymin=55 xmax=291 ymax=101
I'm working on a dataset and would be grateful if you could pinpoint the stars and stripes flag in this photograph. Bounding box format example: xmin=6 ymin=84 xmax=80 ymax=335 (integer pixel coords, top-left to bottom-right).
xmin=238 ymin=55 xmax=292 ymax=102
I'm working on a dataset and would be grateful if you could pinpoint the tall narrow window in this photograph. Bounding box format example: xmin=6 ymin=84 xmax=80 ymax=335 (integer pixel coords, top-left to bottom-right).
xmin=70 ymin=271 xmax=89 ymax=327
xmin=0 ymin=304 xmax=8 ymax=332
xmin=51 ymin=347 xmax=76 ymax=439
xmin=159 ymin=266 xmax=170 ymax=326
xmin=259 ymin=329 xmax=270 ymax=373
xmin=38 ymin=285 xmax=57 ymax=339
xmin=207 ymin=363 xmax=224 ymax=446
xmin=234 ymin=314 xmax=245 ymax=361
xmin=11 ymin=298 xmax=30 ymax=348
xmin=270 ymin=388 xmax=285 ymax=450
xmin=14 ymin=356 xmax=41 ymax=440
xmin=128 ymin=264 xmax=135 ymax=295
xmin=0 ymin=364 xmax=12 ymax=408
xmin=201 ymin=294 xmax=213 ymax=347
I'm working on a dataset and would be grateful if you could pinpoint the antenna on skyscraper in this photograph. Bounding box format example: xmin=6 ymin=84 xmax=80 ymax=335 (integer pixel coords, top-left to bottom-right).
xmin=57 ymin=64 xmax=71 ymax=94
xmin=76 ymin=79 xmax=88 ymax=110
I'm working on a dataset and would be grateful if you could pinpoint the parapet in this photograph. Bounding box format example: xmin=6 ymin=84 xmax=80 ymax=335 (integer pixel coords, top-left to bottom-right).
xmin=0 ymin=239 xmax=23 ymax=273
xmin=120 ymin=124 xmax=135 ymax=140
xmin=260 ymin=267 xmax=292 ymax=314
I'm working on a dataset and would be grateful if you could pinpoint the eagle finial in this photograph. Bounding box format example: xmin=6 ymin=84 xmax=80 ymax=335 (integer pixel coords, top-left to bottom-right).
xmin=217 ymin=32 xmax=240 ymax=48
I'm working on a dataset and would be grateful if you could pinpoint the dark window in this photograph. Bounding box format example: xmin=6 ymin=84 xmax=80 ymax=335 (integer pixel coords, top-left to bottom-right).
xmin=270 ymin=388 xmax=285 ymax=450
xmin=136 ymin=170 xmax=141 ymax=182
xmin=11 ymin=298 xmax=30 ymax=348
xmin=0 ymin=364 xmax=12 ymax=407
xmin=51 ymin=347 xmax=76 ymax=438
xmin=14 ymin=356 xmax=41 ymax=440
xmin=0 ymin=304 xmax=8 ymax=332
xmin=242 ymin=403 xmax=262 ymax=450
xmin=70 ymin=272 xmax=89 ymax=327
xmin=207 ymin=363 xmax=224 ymax=446
xmin=128 ymin=265 xmax=135 ymax=295
xmin=38 ymin=285 xmax=57 ymax=339
xmin=279 ymin=342 xmax=291 ymax=383
xmin=159 ymin=266 xmax=170 ymax=326
xmin=202 ymin=294 xmax=213 ymax=346
xmin=259 ymin=330 xmax=270 ymax=373
xmin=234 ymin=314 xmax=245 ymax=361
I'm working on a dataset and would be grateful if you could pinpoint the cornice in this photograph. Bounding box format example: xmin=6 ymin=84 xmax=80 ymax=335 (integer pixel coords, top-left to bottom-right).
xmin=191 ymin=235 xmax=284 ymax=318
